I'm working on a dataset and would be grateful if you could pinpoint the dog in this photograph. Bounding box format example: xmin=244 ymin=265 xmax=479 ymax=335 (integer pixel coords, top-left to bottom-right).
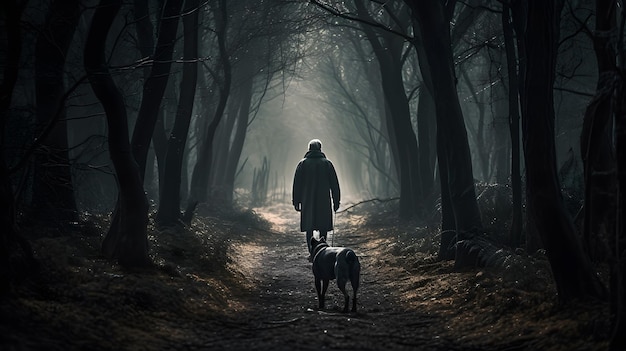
xmin=310 ymin=236 xmax=360 ymax=313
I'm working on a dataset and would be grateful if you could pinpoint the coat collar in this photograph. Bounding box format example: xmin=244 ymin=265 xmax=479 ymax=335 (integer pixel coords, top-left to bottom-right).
xmin=304 ymin=150 xmax=326 ymax=159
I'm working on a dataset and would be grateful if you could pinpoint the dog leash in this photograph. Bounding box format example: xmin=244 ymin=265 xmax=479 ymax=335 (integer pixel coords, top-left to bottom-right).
xmin=331 ymin=210 xmax=336 ymax=246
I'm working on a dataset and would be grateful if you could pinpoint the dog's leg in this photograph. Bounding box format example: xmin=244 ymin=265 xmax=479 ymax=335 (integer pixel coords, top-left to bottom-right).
xmin=349 ymin=252 xmax=361 ymax=312
xmin=321 ymin=279 xmax=329 ymax=309
xmin=350 ymin=278 xmax=358 ymax=312
xmin=337 ymin=276 xmax=350 ymax=313
xmin=315 ymin=278 xmax=324 ymax=309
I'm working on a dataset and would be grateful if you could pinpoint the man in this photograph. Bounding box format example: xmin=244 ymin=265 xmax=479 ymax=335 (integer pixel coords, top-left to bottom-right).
xmin=292 ymin=139 xmax=340 ymax=259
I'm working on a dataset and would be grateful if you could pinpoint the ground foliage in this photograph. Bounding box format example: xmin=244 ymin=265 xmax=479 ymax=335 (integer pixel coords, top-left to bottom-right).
xmin=0 ymin=201 xmax=610 ymax=350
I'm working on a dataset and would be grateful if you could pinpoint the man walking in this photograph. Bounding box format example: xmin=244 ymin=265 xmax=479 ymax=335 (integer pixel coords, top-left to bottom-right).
xmin=292 ymin=139 xmax=340 ymax=259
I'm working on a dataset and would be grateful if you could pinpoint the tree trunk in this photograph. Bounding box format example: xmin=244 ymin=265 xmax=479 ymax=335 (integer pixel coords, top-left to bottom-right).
xmin=580 ymin=0 xmax=617 ymax=262
xmin=221 ymin=75 xmax=254 ymax=206
xmin=502 ymin=2 xmax=523 ymax=248
xmin=356 ymin=2 xmax=421 ymax=220
xmin=520 ymin=0 xmax=604 ymax=302
xmin=413 ymin=29 xmax=438 ymax=215
xmin=156 ymin=0 xmax=199 ymax=226
xmin=1 ymin=0 xmax=37 ymax=289
xmin=408 ymin=0 xmax=483 ymax=266
xmin=610 ymin=2 xmax=626 ymax=347
xmin=32 ymin=0 xmax=80 ymax=223
xmin=84 ymin=0 xmax=149 ymax=268
xmin=611 ymin=52 xmax=626 ymax=350
xmin=131 ymin=0 xmax=183 ymax=180
xmin=187 ymin=0 xmax=231 ymax=211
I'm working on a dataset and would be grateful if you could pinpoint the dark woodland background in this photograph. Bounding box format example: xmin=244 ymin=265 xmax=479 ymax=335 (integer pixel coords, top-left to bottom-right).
xmin=0 ymin=0 xmax=625 ymax=349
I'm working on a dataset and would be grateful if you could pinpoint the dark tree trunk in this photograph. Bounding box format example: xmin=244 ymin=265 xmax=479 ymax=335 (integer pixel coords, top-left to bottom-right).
xmin=610 ymin=3 xmax=626 ymax=347
xmin=221 ymin=75 xmax=254 ymax=206
xmin=32 ymin=0 xmax=80 ymax=223
xmin=210 ymin=87 xmax=240 ymax=194
xmin=133 ymin=0 xmax=155 ymax=79
xmin=84 ymin=0 xmax=149 ymax=268
xmin=407 ymin=0 xmax=483 ymax=266
xmin=0 ymin=0 xmax=37 ymax=289
xmin=519 ymin=0 xmax=604 ymax=302
xmin=502 ymin=2 xmax=523 ymax=248
xmin=580 ymin=0 xmax=617 ymax=262
xmin=131 ymin=0 xmax=183 ymax=180
xmin=187 ymin=0 xmax=231 ymax=210
xmin=510 ymin=0 xmax=542 ymax=253
xmin=413 ymin=29 xmax=438 ymax=214
xmin=612 ymin=56 xmax=626 ymax=350
xmin=356 ymin=1 xmax=422 ymax=220
xmin=461 ymin=69 xmax=489 ymax=182
xmin=156 ymin=0 xmax=199 ymax=226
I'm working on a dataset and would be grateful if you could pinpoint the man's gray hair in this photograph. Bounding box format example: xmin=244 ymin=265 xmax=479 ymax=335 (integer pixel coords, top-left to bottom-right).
xmin=308 ymin=139 xmax=322 ymax=151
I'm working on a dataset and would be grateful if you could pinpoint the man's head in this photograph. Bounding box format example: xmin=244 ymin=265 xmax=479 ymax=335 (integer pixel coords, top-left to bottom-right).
xmin=308 ymin=139 xmax=322 ymax=151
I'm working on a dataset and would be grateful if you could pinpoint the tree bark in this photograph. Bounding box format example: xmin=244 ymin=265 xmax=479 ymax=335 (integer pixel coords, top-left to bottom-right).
xmin=156 ymin=0 xmax=199 ymax=226
xmin=502 ymin=2 xmax=523 ymax=248
xmin=356 ymin=1 xmax=422 ymax=220
xmin=1 ymin=0 xmax=37 ymax=289
xmin=520 ymin=0 xmax=604 ymax=302
xmin=84 ymin=0 xmax=149 ymax=267
xmin=221 ymin=75 xmax=254 ymax=205
xmin=407 ymin=0 xmax=483 ymax=266
xmin=580 ymin=0 xmax=617 ymax=262
xmin=32 ymin=0 xmax=80 ymax=224
xmin=131 ymin=0 xmax=184 ymax=180
xmin=187 ymin=0 xmax=231 ymax=210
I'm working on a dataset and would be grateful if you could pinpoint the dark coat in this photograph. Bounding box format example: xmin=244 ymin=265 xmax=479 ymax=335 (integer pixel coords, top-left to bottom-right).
xmin=292 ymin=150 xmax=340 ymax=232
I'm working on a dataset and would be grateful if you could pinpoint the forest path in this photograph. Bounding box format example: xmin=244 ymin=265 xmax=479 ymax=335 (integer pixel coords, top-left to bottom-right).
xmin=215 ymin=203 xmax=456 ymax=350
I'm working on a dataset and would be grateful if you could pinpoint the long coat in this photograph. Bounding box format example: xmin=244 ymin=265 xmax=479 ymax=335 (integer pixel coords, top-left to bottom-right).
xmin=292 ymin=150 xmax=340 ymax=232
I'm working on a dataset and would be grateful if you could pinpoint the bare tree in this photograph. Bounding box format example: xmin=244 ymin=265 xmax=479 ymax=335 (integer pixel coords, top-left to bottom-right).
xmin=156 ymin=0 xmax=200 ymax=226
xmin=32 ymin=0 xmax=80 ymax=224
xmin=406 ymin=0 xmax=483 ymax=267
xmin=84 ymin=0 xmax=149 ymax=267
xmin=515 ymin=0 xmax=604 ymax=301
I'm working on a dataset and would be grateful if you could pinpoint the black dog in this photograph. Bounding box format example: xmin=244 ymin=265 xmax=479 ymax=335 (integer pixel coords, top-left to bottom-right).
xmin=310 ymin=237 xmax=361 ymax=313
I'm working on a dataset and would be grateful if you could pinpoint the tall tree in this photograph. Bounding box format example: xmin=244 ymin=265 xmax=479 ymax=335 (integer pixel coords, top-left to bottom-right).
xmin=406 ymin=0 xmax=483 ymax=266
xmin=156 ymin=0 xmax=200 ymax=225
xmin=501 ymin=1 xmax=523 ymax=249
xmin=32 ymin=0 xmax=81 ymax=224
xmin=517 ymin=0 xmax=604 ymax=301
xmin=187 ymin=0 xmax=231 ymax=210
xmin=580 ymin=0 xmax=617 ymax=262
xmin=131 ymin=0 xmax=184 ymax=180
xmin=84 ymin=0 xmax=149 ymax=267
xmin=0 ymin=0 xmax=37 ymax=289
xmin=355 ymin=1 xmax=423 ymax=220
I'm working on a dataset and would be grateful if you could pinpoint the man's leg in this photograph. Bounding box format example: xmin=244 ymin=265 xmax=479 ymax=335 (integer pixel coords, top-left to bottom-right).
xmin=306 ymin=230 xmax=314 ymax=254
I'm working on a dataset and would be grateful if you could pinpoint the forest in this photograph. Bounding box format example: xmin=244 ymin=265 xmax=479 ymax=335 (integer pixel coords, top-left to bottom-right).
xmin=0 ymin=0 xmax=624 ymax=350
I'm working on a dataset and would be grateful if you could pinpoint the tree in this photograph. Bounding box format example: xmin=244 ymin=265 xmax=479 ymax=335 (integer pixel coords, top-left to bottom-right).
xmin=354 ymin=1 xmax=423 ymax=220
xmin=406 ymin=0 xmax=483 ymax=266
xmin=131 ymin=0 xmax=184 ymax=180
xmin=516 ymin=0 xmax=604 ymax=302
xmin=156 ymin=0 xmax=200 ymax=225
xmin=187 ymin=0 xmax=231 ymax=212
xmin=32 ymin=0 xmax=80 ymax=224
xmin=501 ymin=1 xmax=523 ymax=249
xmin=84 ymin=0 xmax=149 ymax=267
xmin=0 ymin=0 xmax=37 ymax=290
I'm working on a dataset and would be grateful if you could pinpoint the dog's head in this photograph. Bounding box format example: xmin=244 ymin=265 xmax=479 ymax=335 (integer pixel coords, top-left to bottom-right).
xmin=310 ymin=236 xmax=329 ymax=255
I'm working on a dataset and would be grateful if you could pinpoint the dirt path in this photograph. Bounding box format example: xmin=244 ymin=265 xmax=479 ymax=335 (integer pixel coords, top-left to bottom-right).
xmin=0 ymin=203 xmax=608 ymax=350
xmin=210 ymin=204 xmax=456 ymax=350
